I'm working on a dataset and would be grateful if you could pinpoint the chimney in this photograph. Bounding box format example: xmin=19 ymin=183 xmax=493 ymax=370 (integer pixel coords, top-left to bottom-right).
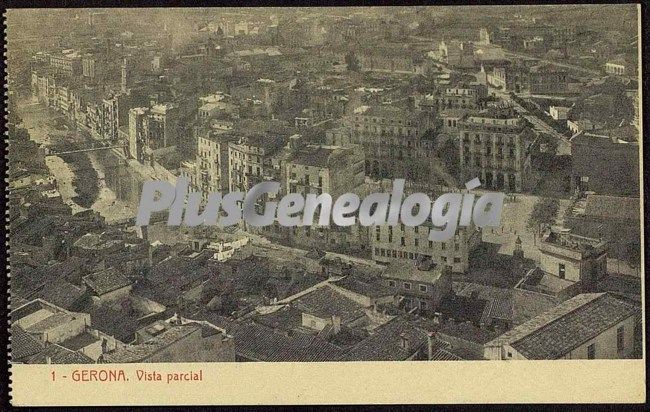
xmin=331 ymin=315 xmax=341 ymax=335
xmin=45 ymin=356 xmax=52 ymax=364
xmin=427 ymin=332 xmax=437 ymax=360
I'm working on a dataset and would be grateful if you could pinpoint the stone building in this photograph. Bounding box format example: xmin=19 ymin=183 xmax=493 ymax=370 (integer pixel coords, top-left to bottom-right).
xmin=371 ymin=221 xmax=481 ymax=274
xmin=382 ymin=258 xmax=453 ymax=313
xmin=327 ymin=105 xmax=438 ymax=183
xmin=538 ymin=228 xmax=608 ymax=291
xmin=458 ymin=104 xmax=535 ymax=192
xmin=228 ymin=133 xmax=288 ymax=193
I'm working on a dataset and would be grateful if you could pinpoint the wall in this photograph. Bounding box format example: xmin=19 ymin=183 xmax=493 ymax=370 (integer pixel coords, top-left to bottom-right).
xmin=565 ymin=315 xmax=637 ymax=359
xmin=539 ymin=249 xmax=581 ymax=282
xmin=144 ymin=328 xmax=235 ymax=362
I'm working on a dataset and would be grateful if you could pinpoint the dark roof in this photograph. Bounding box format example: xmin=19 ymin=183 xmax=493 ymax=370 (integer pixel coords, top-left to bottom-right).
xmin=340 ymin=317 xmax=435 ymax=361
xmin=332 ymin=276 xmax=394 ymax=299
xmin=59 ymin=331 xmax=100 ymax=352
xmin=228 ymin=321 xmax=345 ymax=362
xmin=10 ymin=325 xmax=45 ymax=362
xmin=83 ymin=268 xmax=132 ymax=296
xmin=36 ymin=279 xmax=87 ymax=311
xmin=293 ymin=286 xmax=366 ymax=324
xmin=25 ymin=343 xmax=94 ymax=364
xmin=101 ymin=324 xmax=205 ymax=363
xmin=489 ymin=293 xmax=640 ymax=359
xmin=253 ymin=305 xmax=304 ymax=330
xmin=595 ymin=275 xmax=641 ymax=301
xmin=583 ymin=195 xmax=640 ymax=221
xmin=438 ymin=321 xmax=500 ymax=345
xmin=191 ymin=309 xmax=345 ymax=362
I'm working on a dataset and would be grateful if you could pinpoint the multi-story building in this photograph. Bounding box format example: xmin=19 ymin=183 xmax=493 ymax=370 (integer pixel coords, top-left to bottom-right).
xmin=127 ymin=103 xmax=181 ymax=163
xmin=371 ymin=219 xmax=481 ymax=274
xmin=49 ymin=51 xmax=82 ymax=76
xmin=458 ymin=104 xmax=535 ymax=192
xmin=439 ymin=84 xmax=488 ymax=110
xmin=488 ymin=61 xmax=568 ymax=94
xmin=228 ymin=132 xmax=288 ymax=193
xmin=382 ymin=257 xmax=453 ymax=313
xmin=279 ymin=143 xmax=368 ymax=252
xmin=128 ymin=107 xmax=149 ymax=162
xmin=11 ymin=299 xmax=123 ymax=362
xmin=195 ymin=129 xmax=237 ymax=197
xmin=330 ymin=105 xmax=438 ymax=184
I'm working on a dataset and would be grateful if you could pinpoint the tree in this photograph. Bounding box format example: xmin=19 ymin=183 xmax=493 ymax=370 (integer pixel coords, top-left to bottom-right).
xmin=527 ymin=197 xmax=559 ymax=235
xmin=345 ymin=52 xmax=361 ymax=72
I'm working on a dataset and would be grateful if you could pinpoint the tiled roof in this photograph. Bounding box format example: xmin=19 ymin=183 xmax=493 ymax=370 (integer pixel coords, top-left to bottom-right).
xmin=25 ymin=343 xmax=94 ymax=364
xmin=340 ymin=317 xmax=434 ymax=361
xmin=331 ymin=275 xmax=394 ymax=299
xmin=36 ymin=279 xmax=87 ymax=311
xmin=10 ymin=325 xmax=45 ymax=361
xmin=438 ymin=321 xmax=500 ymax=345
xmin=101 ymin=324 xmax=202 ymax=363
xmin=227 ymin=321 xmax=345 ymax=362
xmin=429 ymin=348 xmax=463 ymax=361
xmin=83 ymin=268 xmax=132 ymax=296
xmin=487 ymin=293 xmax=640 ymax=359
xmin=583 ymin=195 xmax=640 ymax=221
xmin=292 ymin=286 xmax=366 ymax=324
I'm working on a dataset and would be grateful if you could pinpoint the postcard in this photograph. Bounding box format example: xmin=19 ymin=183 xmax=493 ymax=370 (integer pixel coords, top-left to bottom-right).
xmin=5 ymin=4 xmax=645 ymax=406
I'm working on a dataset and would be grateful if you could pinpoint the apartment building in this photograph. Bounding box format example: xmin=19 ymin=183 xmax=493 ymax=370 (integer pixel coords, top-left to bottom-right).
xmin=458 ymin=104 xmax=535 ymax=192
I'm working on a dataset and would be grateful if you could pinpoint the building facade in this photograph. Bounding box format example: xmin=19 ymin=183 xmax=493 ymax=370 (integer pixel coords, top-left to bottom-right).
xmin=458 ymin=105 xmax=534 ymax=192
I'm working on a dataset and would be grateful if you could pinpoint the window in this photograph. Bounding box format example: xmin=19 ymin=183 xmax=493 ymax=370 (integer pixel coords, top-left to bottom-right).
xmin=617 ymin=326 xmax=624 ymax=351
xmin=414 ymin=239 xmax=419 ymax=247
xmin=454 ymin=257 xmax=461 ymax=263
xmin=441 ymin=243 xmax=446 ymax=251
xmin=587 ymin=343 xmax=596 ymax=359
xmin=420 ymin=301 xmax=427 ymax=309
xmin=388 ymin=280 xmax=396 ymax=287
xmin=507 ymin=351 xmax=512 ymax=358
xmin=419 ymin=284 xmax=428 ymax=293
xmin=558 ymin=263 xmax=566 ymax=279
xmin=401 ymin=237 xmax=406 ymax=246
xmin=403 ymin=282 xmax=412 ymax=290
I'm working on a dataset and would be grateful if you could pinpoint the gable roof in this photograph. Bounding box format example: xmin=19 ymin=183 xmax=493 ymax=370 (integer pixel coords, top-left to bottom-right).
xmin=486 ymin=293 xmax=640 ymax=359
xmin=83 ymin=268 xmax=133 ymax=296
